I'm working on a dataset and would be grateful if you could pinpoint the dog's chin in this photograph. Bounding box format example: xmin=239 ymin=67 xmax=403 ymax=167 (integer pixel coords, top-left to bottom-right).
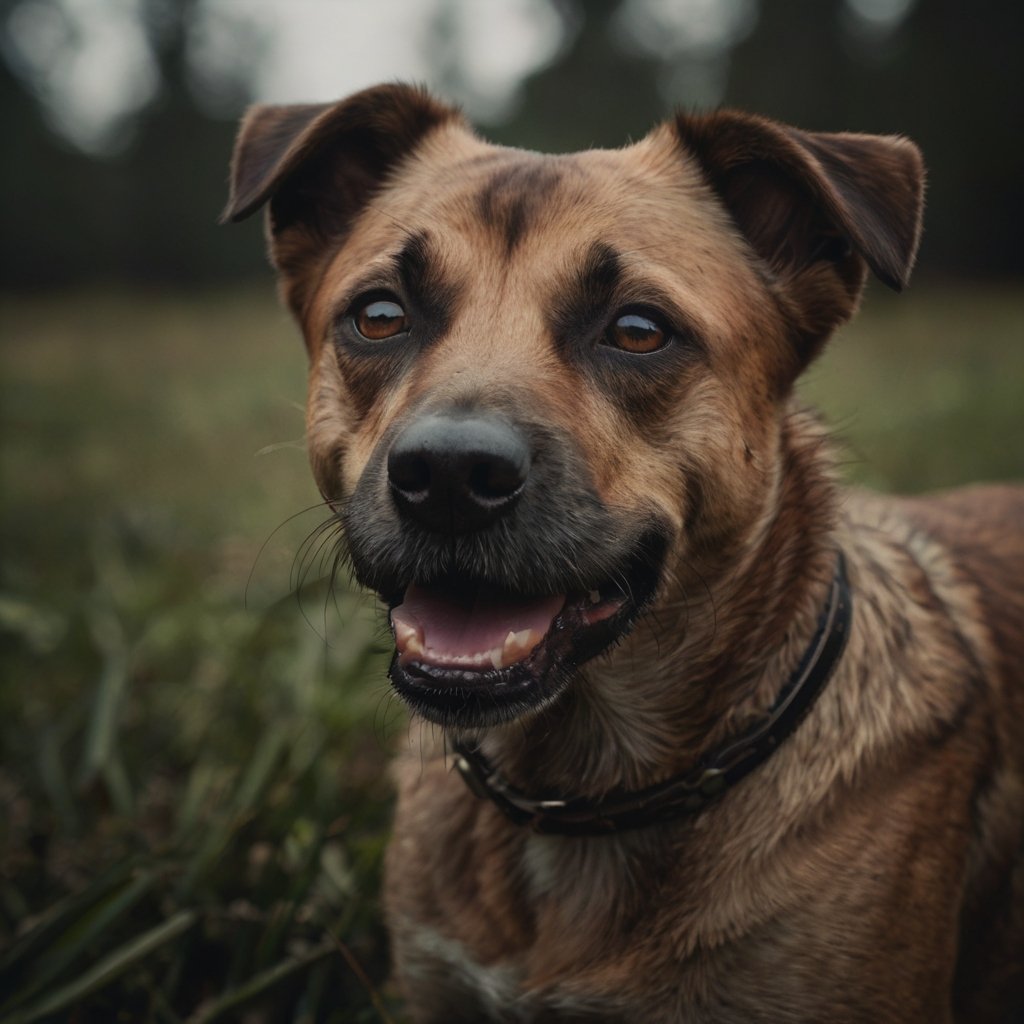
xmin=383 ymin=533 xmax=666 ymax=729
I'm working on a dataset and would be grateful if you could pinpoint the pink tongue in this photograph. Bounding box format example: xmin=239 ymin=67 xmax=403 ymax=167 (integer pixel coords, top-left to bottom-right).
xmin=391 ymin=583 xmax=565 ymax=659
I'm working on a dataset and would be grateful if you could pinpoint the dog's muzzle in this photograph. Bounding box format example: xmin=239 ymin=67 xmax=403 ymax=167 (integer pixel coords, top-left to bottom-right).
xmin=344 ymin=408 xmax=669 ymax=728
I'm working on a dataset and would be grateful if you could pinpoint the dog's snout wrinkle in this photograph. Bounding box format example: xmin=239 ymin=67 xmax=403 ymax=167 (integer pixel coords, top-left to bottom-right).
xmin=387 ymin=414 xmax=531 ymax=535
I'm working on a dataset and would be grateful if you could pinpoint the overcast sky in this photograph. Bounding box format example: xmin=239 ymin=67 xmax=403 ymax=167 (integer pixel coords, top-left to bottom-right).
xmin=7 ymin=0 xmax=569 ymax=151
xmin=5 ymin=0 xmax=914 ymax=153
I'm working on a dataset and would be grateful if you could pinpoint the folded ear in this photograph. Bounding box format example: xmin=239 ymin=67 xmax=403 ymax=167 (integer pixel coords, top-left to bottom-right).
xmin=674 ymin=110 xmax=925 ymax=366
xmin=223 ymin=83 xmax=463 ymax=312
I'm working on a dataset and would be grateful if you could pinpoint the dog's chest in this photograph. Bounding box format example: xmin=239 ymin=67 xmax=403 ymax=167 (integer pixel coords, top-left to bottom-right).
xmin=405 ymin=924 xmax=529 ymax=1017
xmin=402 ymin=922 xmax=622 ymax=1022
xmin=390 ymin=809 xmax=643 ymax=1020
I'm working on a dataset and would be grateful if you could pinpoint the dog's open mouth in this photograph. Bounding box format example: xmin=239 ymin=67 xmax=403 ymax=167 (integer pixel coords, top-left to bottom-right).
xmin=385 ymin=533 xmax=666 ymax=727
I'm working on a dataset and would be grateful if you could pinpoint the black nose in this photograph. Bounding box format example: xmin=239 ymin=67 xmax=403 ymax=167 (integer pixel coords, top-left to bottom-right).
xmin=387 ymin=414 xmax=531 ymax=534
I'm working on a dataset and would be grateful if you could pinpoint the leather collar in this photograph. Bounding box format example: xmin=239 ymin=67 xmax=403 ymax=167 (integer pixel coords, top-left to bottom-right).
xmin=453 ymin=551 xmax=851 ymax=836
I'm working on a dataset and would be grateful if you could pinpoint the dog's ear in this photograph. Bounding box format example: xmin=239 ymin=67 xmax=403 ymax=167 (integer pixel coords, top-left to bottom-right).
xmin=223 ymin=83 xmax=464 ymax=312
xmin=674 ymin=111 xmax=925 ymax=367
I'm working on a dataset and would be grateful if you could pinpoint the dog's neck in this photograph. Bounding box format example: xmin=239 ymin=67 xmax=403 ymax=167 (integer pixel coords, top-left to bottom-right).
xmin=473 ymin=407 xmax=839 ymax=797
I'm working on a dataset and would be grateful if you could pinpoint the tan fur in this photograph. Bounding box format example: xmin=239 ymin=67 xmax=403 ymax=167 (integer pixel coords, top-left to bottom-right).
xmin=225 ymin=85 xmax=1024 ymax=1022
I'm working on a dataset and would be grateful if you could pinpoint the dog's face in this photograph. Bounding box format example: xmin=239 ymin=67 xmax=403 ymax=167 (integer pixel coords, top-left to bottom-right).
xmin=226 ymin=85 xmax=923 ymax=729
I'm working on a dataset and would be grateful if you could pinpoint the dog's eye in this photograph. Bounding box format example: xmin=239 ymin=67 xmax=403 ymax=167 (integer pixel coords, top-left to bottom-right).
xmin=354 ymin=298 xmax=408 ymax=340
xmin=605 ymin=312 xmax=668 ymax=354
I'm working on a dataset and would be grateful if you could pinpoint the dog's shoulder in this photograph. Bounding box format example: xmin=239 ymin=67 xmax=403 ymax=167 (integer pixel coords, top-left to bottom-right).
xmin=895 ymin=483 xmax=1024 ymax=563
xmin=841 ymin=483 xmax=1024 ymax=762
xmin=899 ymin=484 xmax=1024 ymax=697
xmin=851 ymin=484 xmax=1024 ymax=666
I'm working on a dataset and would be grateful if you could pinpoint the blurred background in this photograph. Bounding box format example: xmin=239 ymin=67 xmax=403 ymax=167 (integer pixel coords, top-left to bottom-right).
xmin=1 ymin=1 xmax=1021 ymax=1021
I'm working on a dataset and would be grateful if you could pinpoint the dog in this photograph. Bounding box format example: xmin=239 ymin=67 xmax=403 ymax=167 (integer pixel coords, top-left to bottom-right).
xmin=224 ymin=84 xmax=1024 ymax=1022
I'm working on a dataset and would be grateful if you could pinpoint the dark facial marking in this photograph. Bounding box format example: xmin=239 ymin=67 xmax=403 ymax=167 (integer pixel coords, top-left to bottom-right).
xmin=392 ymin=232 xmax=433 ymax=301
xmin=475 ymin=161 xmax=564 ymax=256
xmin=548 ymin=241 xmax=707 ymax=425
xmin=550 ymin=242 xmax=626 ymax=345
xmin=332 ymin=231 xmax=460 ymax=418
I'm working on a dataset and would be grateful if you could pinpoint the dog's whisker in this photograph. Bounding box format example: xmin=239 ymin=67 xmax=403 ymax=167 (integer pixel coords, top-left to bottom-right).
xmin=319 ymin=544 xmax=346 ymax=644
xmin=289 ymin=516 xmax=341 ymax=592
xmin=290 ymin=526 xmax=349 ymax=642
xmin=245 ymin=499 xmax=338 ymax=607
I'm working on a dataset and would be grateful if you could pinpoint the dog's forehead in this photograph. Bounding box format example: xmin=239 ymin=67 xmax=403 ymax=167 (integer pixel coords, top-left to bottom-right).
xmin=395 ymin=126 xmax=733 ymax=262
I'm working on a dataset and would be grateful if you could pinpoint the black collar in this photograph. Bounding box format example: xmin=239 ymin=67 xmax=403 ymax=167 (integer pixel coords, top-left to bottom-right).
xmin=453 ymin=551 xmax=851 ymax=836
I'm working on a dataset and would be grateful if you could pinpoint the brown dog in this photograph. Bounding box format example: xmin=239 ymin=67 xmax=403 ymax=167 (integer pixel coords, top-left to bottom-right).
xmin=225 ymin=84 xmax=1024 ymax=1022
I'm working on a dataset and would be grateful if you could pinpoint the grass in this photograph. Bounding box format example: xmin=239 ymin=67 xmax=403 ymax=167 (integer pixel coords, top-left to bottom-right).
xmin=0 ymin=282 xmax=1022 ymax=1021
xmin=800 ymin=283 xmax=1024 ymax=490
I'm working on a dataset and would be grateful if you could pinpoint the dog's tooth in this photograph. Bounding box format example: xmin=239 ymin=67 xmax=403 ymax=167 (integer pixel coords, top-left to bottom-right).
xmin=489 ymin=644 xmax=505 ymax=670
xmin=394 ymin=620 xmax=416 ymax=645
xmin=394 ymin=619 xmax=421 ymax=649
xmin=394 ymin=620 xmax=425 ymax=663
xmin=588 ymin=589 xmax=601 ymax=605
xmin=502 ymin=628 xmax=539 ymax=665
xmin=405 ymin=634 xmax=425 ymax=660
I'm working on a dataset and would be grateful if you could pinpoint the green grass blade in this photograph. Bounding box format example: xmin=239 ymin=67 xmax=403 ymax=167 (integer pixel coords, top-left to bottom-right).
xmin=101 ymin=750 xmax=135 ymax=817
xmin=36 ymin=728 xmax=78 ymax=835
xmin=1 ymin=871 xmax=156 ymax=1013
xmin=5 ymin=909 xmax=197 ymax=1024
xmin=0 ymin=862 xmax=136 ymax=978
xmin=175 ymin=726 xmax=290 ymax=899
xmin=173 ymin=761 xmax=221 ymax=840
xmin=229 ymin=725 xmax=291 ymax=816
xmin=184 ymin=939 xmax=336 ymax=1024
xmin=77 ymin=616 xmax=129 ymax=790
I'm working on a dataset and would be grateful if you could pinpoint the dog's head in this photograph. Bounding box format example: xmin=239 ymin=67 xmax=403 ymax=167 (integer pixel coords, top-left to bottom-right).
xmin=225 ymin=84 xmax=923 ymax=729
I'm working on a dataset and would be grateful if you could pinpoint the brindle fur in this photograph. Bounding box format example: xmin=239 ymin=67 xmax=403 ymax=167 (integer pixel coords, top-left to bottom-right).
xmin=225 ymin=85 xmax=1024 ymax=1022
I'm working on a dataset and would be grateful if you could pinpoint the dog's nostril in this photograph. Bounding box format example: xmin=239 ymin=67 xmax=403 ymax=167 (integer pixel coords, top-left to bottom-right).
xmin=388 ymin=450 xmax=431 ymax=497
xmin=468 ymin=456 xmax=525 ymax=501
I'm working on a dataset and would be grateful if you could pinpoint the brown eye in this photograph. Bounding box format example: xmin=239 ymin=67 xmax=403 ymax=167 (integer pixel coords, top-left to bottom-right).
xmin=354 ymin=298 xmax=407 ymax=340
xmin=605 ymin=312 xmax=667 ymax=354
